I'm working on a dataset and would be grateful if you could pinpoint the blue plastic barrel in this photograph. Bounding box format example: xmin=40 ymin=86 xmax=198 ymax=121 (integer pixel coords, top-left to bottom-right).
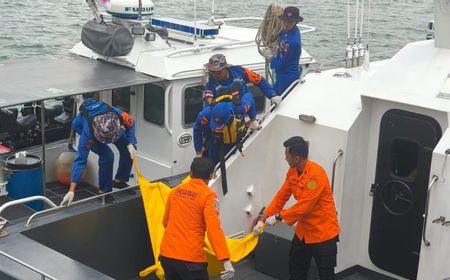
xmin=6 ymin=154 xmax=44 ymax=211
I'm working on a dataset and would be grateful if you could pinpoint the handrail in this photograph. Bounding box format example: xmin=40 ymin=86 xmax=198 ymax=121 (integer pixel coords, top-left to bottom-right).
xmin=0 ymin=196 xmax=57 ymax=217
xmin=197 ymin=16 xmax=263 ymax=23
xmin=166 ymin=23 xmax=315 ymax=59
xmin=213 ymin=78 xmax=301 ymax=175
xmin=257 ymin=78 xmax=301 ymax=124
xmin=331 ymin=149 xmax=344 ymax=193
xmin=172 ymin=63 xmax=265 ymax=78
xmin=26 ymin=185 xmax=137 ymax=227
xmin=197 ymin=17 xmax=316 ymax=34
xmin=0 ymin=219 xmax=6 ymax=231
xmin=0 ymin=251 xmax=58 ymax=280
xmin=164 ymin=84 xmax=173 ymax=135
xmin=166 ymin=40 xmax=255 ymax=57
xmin=422 ymin=175 xmax=439 ymax=247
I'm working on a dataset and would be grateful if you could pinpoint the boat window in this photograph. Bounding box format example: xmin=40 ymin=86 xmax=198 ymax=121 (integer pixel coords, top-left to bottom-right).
xmin=247 ymin=85 xmax=266 ymax=113
xmin=144 ymin=83 xmax=165 ymax=126
xmin=183 ymin=85 xmax=204 ymax=127
xmin=112 ymin=87 xmax=131 ymax=112
xmin=391 ymin=138 xmax=419 ymax=180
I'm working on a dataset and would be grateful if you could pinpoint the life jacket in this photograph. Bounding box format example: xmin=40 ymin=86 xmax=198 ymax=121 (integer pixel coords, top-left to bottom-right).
xmin=79 ymin=98 xmax=122 ymax=138
xmin=211 ymin=68 xmax=248 ymax=104
xmin=212 ymin=115 xmax=247 ymax=145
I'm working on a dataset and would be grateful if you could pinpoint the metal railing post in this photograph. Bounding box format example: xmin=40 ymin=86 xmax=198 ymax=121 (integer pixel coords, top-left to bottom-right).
xmin=422 ymin=175 xmax=439 ymax=246
xmin=26 ymin=186 xmax=137 ymax=227
xmin=331 ymin=149 xmax=344 ymax=193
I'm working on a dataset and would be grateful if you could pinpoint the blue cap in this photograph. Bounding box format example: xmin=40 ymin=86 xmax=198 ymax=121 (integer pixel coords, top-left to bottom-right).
xmin=210 ymin=103 xmax=233 ymax=130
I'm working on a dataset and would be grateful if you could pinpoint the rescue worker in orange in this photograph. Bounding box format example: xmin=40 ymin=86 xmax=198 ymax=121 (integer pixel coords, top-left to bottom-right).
xmin=160 ymin=157 xmax=235 ymax=280
xmin=253 ymin=136 xmax=340 ymax=280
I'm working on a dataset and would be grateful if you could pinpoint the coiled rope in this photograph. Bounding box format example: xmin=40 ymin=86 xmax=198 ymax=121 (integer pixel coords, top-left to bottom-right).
xmin=255 ymin=4 xmax=284 ymax=59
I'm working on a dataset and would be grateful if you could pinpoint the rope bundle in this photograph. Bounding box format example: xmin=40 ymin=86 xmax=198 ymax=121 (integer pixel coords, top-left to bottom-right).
xmin=255 ymin=5 xmax=284 ymax=59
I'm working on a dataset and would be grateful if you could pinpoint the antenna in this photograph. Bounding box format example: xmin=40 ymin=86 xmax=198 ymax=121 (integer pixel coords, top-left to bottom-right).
xmin=366 ymin=0 xmax=371 ymax=43
xmin=345 ymin=0 xmax=352 ymax=68
xmin=358 ymin=0 xmax=365 ymax=66
xmin=86 ymin=0 xmax=101 ymax=22
xmin=359 ymin=0 xmax=364 ymax=38
xmin=194 ymin=0 xmax=197 ymax=41
xmin=138 ymin=0 xmax=142 ymax=21
xmin=354 ymin=0 xmax=359 ymax=39
xmin=347 ymin=0 xmax=350 ymax=41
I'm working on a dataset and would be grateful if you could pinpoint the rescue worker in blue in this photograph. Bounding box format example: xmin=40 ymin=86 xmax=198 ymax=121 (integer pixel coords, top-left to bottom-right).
xmin=193 ymin=102 xmax=247 ymax=165
xmin=60 ymin=94 xmax=137 ymax=206
xmin=204 ymin=54 xmax=282 ymax=130
xmin=271 ymin=6 xmax=303 ymax=94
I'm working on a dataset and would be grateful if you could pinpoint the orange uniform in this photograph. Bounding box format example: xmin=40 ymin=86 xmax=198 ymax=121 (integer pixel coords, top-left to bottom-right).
xmin=265 ymin=160 xmax=340 ymax=243
xmin=160 ymin=178 xmax=230 ymax=263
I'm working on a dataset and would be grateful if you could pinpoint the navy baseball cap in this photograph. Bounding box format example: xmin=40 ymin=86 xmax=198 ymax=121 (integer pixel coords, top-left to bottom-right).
xmin=210 ymin=103 xmax=233 ymax=130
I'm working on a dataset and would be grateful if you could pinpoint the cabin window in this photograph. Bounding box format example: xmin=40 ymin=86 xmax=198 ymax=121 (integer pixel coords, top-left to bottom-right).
xmin=391 ymin=138 xmax=419 ymax=180
xmin=183 ymin=85 xmax=204 ymax=127
xmin=112 ymin=87 xmax=131 ymax=112
xmin=247 ymin=85 xmax=266 ymax=113
xmin=144 ymin=83 xmax=165 ymax=126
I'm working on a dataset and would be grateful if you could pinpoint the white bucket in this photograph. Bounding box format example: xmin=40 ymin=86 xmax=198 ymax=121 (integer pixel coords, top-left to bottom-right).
xmin=0 ymin=181 xmax=8 ymax=196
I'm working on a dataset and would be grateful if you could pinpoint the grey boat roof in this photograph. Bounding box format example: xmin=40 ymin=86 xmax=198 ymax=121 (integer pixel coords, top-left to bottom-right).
xmin=0 ymin=56 xmax=161 ymax=108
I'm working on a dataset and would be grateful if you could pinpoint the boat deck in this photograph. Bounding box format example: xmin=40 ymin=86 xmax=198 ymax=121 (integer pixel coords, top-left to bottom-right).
xmin=0 ymin=180 xmax=397 ymax=280
xmin=0 ymin=181 xmax=102 ymax=222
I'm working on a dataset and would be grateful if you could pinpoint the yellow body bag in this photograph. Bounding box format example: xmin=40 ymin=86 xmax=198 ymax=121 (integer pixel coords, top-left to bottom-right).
xmin=134 ymin=163 xmax=259 ymax=279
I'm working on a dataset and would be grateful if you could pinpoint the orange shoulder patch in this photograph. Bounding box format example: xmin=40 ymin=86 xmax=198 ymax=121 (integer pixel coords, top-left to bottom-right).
xmin=242 ymin=67 xmax=262 ymax=84
xmin=121 ymin=112 xmax=134 ymax=128
xmin=200 ymin=117 xmax=209 ymax=125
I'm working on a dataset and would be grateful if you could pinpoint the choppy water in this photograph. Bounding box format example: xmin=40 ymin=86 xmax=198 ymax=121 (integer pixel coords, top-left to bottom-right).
xmin=0 ymin=0 xmax=434 ymax=65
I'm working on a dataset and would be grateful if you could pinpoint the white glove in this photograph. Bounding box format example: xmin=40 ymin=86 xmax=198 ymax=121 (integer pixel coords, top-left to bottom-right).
xmin=260 ymin=47 xmax=273 ymax=60
xmin=271 ymin=95 xmax=282 ymax=106
xmin=127 ymin=144 xmax=136 ymax=159
xmin=60 ymin=191 xmax=75 ymax=206
xmin=265 ymin=214 xmax=279 ymax=226
xmin=248 ymin=120 xmax=260 ymax=131
xmin=252 ymin=220 xmax=264 ymax=235
xmin=220 ymin=260 xmax=235 ymax=280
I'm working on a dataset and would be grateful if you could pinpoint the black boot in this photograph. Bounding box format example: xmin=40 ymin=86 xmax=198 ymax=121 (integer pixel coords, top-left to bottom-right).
xmin=97 ymin=191 xmax=117 ymax=204
xmin=112 ymin=181 xmax=136 ymax=195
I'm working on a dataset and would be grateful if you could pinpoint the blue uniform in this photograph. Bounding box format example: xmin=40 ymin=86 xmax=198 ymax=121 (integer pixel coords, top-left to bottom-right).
xmin=271 ymin=26 xmax=302 ymax=94
xmin=204 ymin=66 xmax=277 ymax=120
xmin=71 ymin=98 xmax=137 ymax=192
xmin=193 ymin=103 xmax=246 ymax=165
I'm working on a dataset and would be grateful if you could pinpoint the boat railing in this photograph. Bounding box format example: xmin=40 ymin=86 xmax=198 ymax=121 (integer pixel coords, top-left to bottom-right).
xmin=331 ymin=149 xmax=344 ymax=193
xmin=26 ymin=185 xmax=137 ymax=227
xmin=166 ymin=40 xmax=255 ymax=58
xmin=172 ymin=63 xmax=265 ymax=78
xmin=170 ymin=54 xmax=313 ymax=79
xmin=0 ymin=250 xmax=58 ymax=280
xmin=213 ymin=78 xmax=302 ymax=176
xmin=197 ymin=17 xmax=316 ymax=34
xmin=165 ymin=17 xmax=315 ymax=58
xmin=0 ymin=196 xmax=57 ymax=230
xmin=422 ymin=175 xmax=439 ymax=247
